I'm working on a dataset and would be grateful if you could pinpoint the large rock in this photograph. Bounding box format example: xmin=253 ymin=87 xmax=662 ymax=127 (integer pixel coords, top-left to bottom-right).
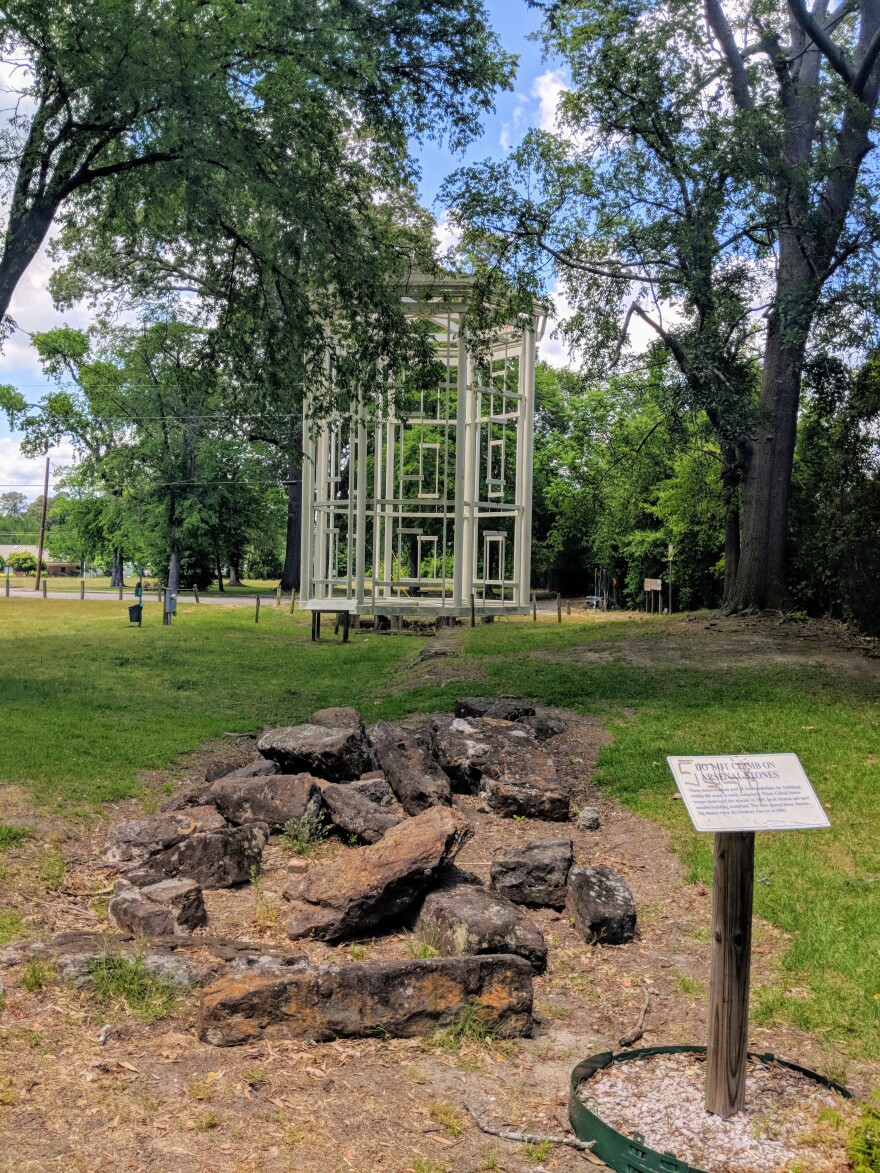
xmin=215 ymin=757 xmax=280 ymax=783
xmin=310 ymin=707 xmax=365 ymax=733
xmin=350 ymin=773 xmax=396 ymax=808
xmin=417 ymin=883 xmax=547 ymax=973
xmin=257 ymin=723 xmax=370 ymax=781
xmin=102 ymin=814 xmax=196 ymax=867
xmin=317 ymin=781 xmax=402 ymax=844
xmin=476 ymin=729 xmax=569 ymax=821
xmin=126 ymin=825 xmax=267 ymax=890
xmin=283 ymin=806 xmax=470 ymax=941
xmin=428 ymin=715 xmax=497 ymax=792
xmin=566 ymin=866 xmax=637 ymax=945
xmin=209 ymin=772 xmax=322 ymax=831
xmin=108 ymin=878 xmax=207 ymax=937
xmin=199 ymin=954 xmax=533 ymax=1045
xmin=370 ymin=721 xmax=452 ymax=814
xmin=490 ymin=839 xmax=573 ymax=908
xmin=518 ymin=705 xmax=569 ymax=741
xmin=455 ymin=697 xmax=537 ymax=722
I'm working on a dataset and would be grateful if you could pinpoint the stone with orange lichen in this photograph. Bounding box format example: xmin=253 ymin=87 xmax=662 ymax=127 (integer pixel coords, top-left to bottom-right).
xmin=282 ymin=806 xmax=471 ymax=941
xmin=198 ymin=954 xmax=533 ymax=1045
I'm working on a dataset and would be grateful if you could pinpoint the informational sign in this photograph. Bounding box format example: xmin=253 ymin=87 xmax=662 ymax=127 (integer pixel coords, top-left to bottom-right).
xmin=667 ymin=753 xmax=830 ymax=833
xmin=644 ymin=577 xmax=662 ymax=591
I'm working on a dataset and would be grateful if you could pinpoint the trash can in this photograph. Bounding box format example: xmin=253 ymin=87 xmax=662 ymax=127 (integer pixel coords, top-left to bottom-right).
xmin=128 ymin=604 xmax=143 ymax=624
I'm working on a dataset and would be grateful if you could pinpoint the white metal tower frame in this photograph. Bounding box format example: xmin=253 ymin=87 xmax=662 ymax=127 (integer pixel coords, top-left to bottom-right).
xmin=300 ymin=278 xmax=544 ymax=617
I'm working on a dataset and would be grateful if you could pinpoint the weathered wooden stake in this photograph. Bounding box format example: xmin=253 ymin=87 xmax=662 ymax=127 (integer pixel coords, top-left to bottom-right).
xmin=255 ymin=595 xmax=261 ymax=623
xmin=705 ymin=831 xmax=755 ymax=1118
xmin=42 ymin=577 xmax=47 ymax=598
xmin=5 ymin=572 xmax=10 ymax=597
xmin=532 ymin=591 xmax=537 ymax=622
xmin=556 ymin=593 xmax=562 ymax=623
xmin=193 ymin=584 xmax=200 ymax=603
xmin=118 ymin=583 xmax=123 ymax=600
xmin=80 ymin=578 xmax=85 ymax=599
xmin=289 ymin=590 xmax=296 ymax=614
xmin=470 ymin=593 xmax=476 ymax=627
xmin=276 ymin=586 xmax=281 ymax=606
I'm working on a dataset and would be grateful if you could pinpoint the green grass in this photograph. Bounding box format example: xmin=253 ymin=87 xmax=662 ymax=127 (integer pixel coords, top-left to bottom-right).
xmin=86 ymin=954 xmax=182 ymax=1021
xmin=0 ymin=600 xmax=417 ymax=805
xmin=0 ymin=824 xmax=29 ymax=851
xmin=6 ymin=575 xmax=284 ymax=596
xmin=0 ymin=911 xmax=23 ymax=945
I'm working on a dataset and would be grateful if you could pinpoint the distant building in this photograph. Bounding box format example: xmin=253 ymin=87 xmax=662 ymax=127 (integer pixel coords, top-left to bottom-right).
xmin=0 ymin=544 xmax=79 ymax=576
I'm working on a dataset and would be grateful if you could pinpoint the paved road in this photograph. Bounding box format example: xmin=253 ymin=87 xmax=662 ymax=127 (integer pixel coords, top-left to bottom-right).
xmin=3 ymin=587 xmax=270 ymax=607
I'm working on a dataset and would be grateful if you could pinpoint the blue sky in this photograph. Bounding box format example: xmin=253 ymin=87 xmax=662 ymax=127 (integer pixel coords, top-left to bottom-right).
xmin=0 ymin=0 xmax=566 ymax=500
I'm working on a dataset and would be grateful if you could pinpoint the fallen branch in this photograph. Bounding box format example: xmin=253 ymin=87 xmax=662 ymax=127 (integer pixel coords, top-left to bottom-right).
xmin=462 ymin=1101 xmax=594 ymax=1152
xmin=618 ymin=981 xmax=651 ymax=1048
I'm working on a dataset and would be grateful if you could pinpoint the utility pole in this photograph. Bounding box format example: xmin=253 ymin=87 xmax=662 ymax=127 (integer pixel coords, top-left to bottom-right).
xmin=34 ymin=457 xmax=50 ymax=592
xmin=668 ymin=543 xmax=674 ymax=614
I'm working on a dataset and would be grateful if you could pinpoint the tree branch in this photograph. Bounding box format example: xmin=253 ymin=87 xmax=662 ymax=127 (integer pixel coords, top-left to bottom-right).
xmin=788 ymin=0 xmax=855 ymax=86
xmin=852 ymin=25 xmax=880 ymax=98
xmin=705 ymin=0 xmax=755 ymax=109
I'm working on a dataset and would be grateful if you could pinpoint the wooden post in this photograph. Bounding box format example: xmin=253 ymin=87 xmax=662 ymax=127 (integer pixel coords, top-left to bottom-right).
xmin=118 ymin=583 xmax=123 ymax=600
xmin=343 ymin=611 xmax=350 ymax=643
xmin=556 ymin=593 xmax=562 ymax=623
xmin=34 ymin=456 xmax=50 ymax=593
xmin=193 ymin=584 xmax=200 ymax=603
xmin=42 ymin=577 xmax=47 ymax=598
xmin=289 ymin=590 xmax=296 ymax=614
xmin=470 ymin=593 xmax=475 ymax=628
xmin=5 ymin=572 xmax=9 ymax=597
xmin=705 ymin=831 xmax=755 ymax=1118
xmin=315 ymin=611 xmax=321 ymax=640
xmin=80 ymin=578 xmax=85 ymax=600
xmin=532 ymin=591 xmax=537 ymax=622
xmin=276 ymin=586 xmax=281 ymax=606
xmin=255 ymin=595 xmax=261 ymax=624
xmin=566 ymin=602 xmax=571 ymax=616
xmin=311 ymin=611 xmax=317 ymax=641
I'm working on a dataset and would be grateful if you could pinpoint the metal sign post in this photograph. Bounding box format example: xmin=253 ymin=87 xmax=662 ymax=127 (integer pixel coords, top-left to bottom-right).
xmin=667 ymin=754 xmax=830 ymax=1118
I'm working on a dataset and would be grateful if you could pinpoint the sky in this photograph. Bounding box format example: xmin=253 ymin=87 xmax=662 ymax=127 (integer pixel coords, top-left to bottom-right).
xmin=0 ymin=0 xmax=570 ymax=502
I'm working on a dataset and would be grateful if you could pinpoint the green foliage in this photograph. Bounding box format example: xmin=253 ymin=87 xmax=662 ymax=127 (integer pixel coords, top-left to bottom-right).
xmin=281 ymin=801 xmax=328 ymax=857
xmin=0 ymin=824 xmax=29 ymax=852
xmin=4 ymin=551 xmax=44 ymax=574
xmin=21 ymin=959 xmax=53 ymax=993
xmin=847 ymin=1092 xmax=880 ymax=1173
xmin=790 ymin=354 xmax=880 ymax=633
xmin=86 ymin=954 xmax=181 ymax=1022
xmin=0 ymin=911 xmax=24 ymax=946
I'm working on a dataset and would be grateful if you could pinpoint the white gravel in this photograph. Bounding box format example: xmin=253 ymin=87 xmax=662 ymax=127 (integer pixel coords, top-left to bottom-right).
xmin=578 ymin=1051 xmax=851 ymax=1171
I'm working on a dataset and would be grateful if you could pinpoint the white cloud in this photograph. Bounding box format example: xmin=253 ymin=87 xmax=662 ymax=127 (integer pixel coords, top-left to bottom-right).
xmin=0 ymin=436 xmax=76 ymax=498
xmin=531 ymin=70 xmax=569 ymax=133
xmin=433 ymin=214 xmax=461 ymax=258
xmin=538 ymin=284 xmax=580 ymax=369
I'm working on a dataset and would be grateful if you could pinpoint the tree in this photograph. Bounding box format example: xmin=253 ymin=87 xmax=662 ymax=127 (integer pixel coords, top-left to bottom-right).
xmin=5 ymin=550 xmax=44 ymax=574
xmin=0 ymin=491 xmax=27 ymax=517
xmin=0 ymin=0 xmax=513 ymax=345
xmin=446 ymin=0 xmax=880 ymax=610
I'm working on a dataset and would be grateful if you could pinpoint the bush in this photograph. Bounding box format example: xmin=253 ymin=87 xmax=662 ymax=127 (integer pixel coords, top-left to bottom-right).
xmin=5 ymin=551 xmax=45 ymax=574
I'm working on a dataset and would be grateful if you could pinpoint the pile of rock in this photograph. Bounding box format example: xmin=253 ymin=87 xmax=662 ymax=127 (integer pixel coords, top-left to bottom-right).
xmin=93 ymin=699 xmax=636 ymax=1045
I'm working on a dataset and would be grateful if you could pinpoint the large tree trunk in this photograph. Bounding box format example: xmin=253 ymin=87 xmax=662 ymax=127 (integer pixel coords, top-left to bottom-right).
xmin=729 ymin=248 xmax=816 ymax=611
xmin=228 ymin=562 xmax=242 ymax=587
xmin=167 ymin=543 xmax=182 ymax=599
xmin=280 ymin=429 xmax=303 ymax=591
xmin=214 ymin=539 xmax=225 ymax=592
xmin=110 ymin=547 xmax=125 ymax=588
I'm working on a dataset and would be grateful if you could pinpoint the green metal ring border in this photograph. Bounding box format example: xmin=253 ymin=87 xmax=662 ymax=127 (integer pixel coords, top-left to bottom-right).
xmin=568 ymin=1044 xmax=851 ymax=1173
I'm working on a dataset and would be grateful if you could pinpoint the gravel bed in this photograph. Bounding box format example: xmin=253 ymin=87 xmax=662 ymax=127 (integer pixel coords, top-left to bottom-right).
xmin=578 ymin=1051 xmax=851 ymax=1171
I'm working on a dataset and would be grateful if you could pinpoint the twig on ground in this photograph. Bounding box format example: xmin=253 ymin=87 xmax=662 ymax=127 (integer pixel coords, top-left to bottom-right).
xmin=462 ymin=1101 xmax=595 ymax=1152
xmin=618 ymin=981 xmax=651 ymax=1048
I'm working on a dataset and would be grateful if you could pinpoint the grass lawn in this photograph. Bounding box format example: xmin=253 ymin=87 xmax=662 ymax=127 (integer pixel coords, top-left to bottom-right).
xmin=0 ymin=600 xmax=878 ymax=1062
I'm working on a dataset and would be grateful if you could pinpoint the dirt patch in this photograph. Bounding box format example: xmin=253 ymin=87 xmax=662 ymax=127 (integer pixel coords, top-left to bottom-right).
xmin=532 ymin=611 xmax=880 ymax=681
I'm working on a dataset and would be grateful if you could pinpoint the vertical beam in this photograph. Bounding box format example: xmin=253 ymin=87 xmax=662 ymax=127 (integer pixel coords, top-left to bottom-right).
xmin=300 ymin=401 xmax=315 ymax=605
xmin=34 ymin=456 xmax=50 ymax=592
xmin=452 ymin=330 xmax=468 ymax=610
xmin=372 ymin=402 xmax=383 ymax=604
xmin=706 ymin=831 xmax=755 ymax=1118
xmin=355 ymin=402 xmax=368 ymax=606
xmin=461 ymin=350 xmax=477 ymax=605
xmin=518 ymin=327 xmax=536 ymax=609
xmin=383 ymin=414 xmax=395 ymax=599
